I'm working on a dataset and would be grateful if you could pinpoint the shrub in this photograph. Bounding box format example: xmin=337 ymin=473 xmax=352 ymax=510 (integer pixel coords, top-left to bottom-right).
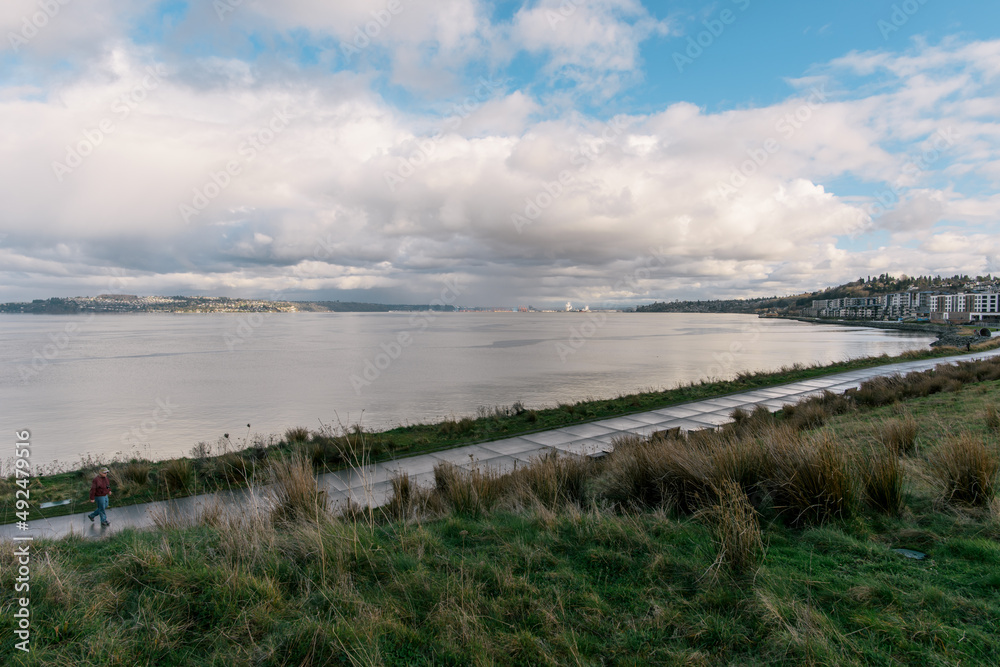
xmin=189 ymin=441 xmax=212 ymax=459
xmin=861 ymin=447 xmax=904 ymax=515
xmin=767 ymin=433 xmax=854 ymax=526
xmin=270 ymin=452 xmax=327 ymax=524
xmin=284 ymin=427 xmax=310 ymax=443
xmin=702 ymin=480 xmax=763 ymax=577
xmin=880 ymin=415 xmax=918 ymax=455
xmin=161 ymin=459 xmax=193 ymax=493
xmin=929 ymin=434 xmax=999 ymax=507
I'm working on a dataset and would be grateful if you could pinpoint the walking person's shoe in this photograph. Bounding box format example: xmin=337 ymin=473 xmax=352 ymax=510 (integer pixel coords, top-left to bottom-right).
xmin=89 ymin=514 xmax=94 ymax=522
xmin=101 ymin=522 xmax=111 ymax=527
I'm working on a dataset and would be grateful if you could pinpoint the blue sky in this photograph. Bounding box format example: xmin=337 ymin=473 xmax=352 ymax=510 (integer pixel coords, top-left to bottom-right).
xmin=1 ymin=0 xmax=999 ymax=306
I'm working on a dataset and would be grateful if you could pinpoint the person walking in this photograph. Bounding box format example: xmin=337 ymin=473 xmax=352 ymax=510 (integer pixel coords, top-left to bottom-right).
xmin=87 ymin=467 xmax=112 ymax=527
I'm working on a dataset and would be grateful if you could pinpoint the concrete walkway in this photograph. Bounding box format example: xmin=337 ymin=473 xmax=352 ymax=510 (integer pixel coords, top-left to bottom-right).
xmin=5 ymin=347 xmax=999 ymax=542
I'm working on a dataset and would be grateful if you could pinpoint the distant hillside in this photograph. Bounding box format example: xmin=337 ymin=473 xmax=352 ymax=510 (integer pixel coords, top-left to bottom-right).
xmin=0 ymin=296 xmax=458 ymax=314
xmin=297 ymin=301 xmax=457 ymax=313
xmin=637 ymin=274 xmax=996 ymax=314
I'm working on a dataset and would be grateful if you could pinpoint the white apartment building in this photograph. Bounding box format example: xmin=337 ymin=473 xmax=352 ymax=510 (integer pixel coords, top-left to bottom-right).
xmin=972 ymin=293 xmax=1000 ymax=321
xmin=806 ymin=289 xmax=999 ymax=322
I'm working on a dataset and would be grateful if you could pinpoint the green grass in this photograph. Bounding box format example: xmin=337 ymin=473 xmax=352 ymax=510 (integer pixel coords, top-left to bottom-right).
xmin=3 ymin=362 xmax=1000 ymax=664
xmin=4 ymin=339 xmax=999 ymax=526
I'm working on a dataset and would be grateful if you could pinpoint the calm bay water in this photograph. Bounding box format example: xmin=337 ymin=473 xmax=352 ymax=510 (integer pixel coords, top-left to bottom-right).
xmin=0 ymin=313 xmax=936 ymax=467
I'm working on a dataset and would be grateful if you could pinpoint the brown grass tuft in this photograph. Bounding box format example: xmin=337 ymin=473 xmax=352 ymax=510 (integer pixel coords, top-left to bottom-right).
xmin=432 ymin=462 xmax=508 ymax=517
xmin=880 ymin=415 xmax=918 ymax=455
xmin=767 ymin=432 xmax=855 ymax=526
xmin=701 ymin=479 xmax=764 ymax=577
xmin=860 ymin=446 xmax=904 ymax=515
xmin=985 ymin=405 xmax=1000 ymax=433
xmin=284 ymin=426 xmax=310 ymax=443
xmin=269 ymin=452 xmax=328 ymax=523
xmin=160 ymin=458 xmax=193 ymax=493
xmin=111 ymin=462 xmax=150 ymax=490
xmin=510 ymin=451 xmax=592 ymax=509
xmin=928 ymin=433 xmax=998 ymax=507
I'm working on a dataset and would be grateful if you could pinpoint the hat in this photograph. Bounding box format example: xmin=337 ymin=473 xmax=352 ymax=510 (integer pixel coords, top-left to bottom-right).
xmin=100 ymin=467 xmax=110 ymax=474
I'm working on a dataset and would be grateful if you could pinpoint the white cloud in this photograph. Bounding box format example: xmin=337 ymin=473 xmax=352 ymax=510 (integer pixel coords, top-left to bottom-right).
xmin=2 ymin=10 xmax=1000 ymax=304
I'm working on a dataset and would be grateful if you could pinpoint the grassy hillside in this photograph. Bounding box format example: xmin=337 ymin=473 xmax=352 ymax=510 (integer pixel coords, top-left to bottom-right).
xmin=3 ymin=356 xmax=1000 ymax=665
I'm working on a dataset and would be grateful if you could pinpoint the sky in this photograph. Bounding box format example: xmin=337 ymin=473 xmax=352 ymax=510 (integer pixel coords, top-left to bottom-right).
xmin=1 ymin=0 xmax=999 ymax=309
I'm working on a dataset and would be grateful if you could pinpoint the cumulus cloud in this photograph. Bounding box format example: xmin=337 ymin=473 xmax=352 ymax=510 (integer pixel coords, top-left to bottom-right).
xmin=1 ymin=6 xmax=999 ymax=305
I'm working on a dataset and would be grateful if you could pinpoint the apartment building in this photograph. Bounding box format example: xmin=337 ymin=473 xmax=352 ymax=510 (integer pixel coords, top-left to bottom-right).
xmin=807 ymin=289 xmax=999 ymax=322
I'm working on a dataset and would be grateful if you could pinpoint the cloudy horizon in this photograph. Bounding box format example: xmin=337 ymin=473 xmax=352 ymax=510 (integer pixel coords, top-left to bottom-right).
xmin=2 ymin=0 xmax=999 ymax=309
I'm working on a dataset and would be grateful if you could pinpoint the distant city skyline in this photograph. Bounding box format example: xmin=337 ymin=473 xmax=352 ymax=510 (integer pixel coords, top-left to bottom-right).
xmin=2 ymin=1 xmax=999 ymax=309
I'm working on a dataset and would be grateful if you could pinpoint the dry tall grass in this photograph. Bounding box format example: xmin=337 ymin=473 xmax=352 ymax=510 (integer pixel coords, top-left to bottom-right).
xmin=111 ymin=462 xmax=150 ymax=491
xmin=161 ymin=459 xmax=193 ymax=492
xmin=860 ymin=447 xmax=904 ymax=515
xmin=270 ymin=452 xmax=328 ymax=523
xmin=432 ymin=462 xmax=508 ymax=517
xmin=701 ymin=479 xmax=763 ymax=577
xmin=928 ymin=434 xmax=999 ymax=507
xmin=880 ymin=415 xmax=918 ymax=455
xmin=508 ymin=451 xmax=592 ymax=509
xmin=767 ymin=432 xmax=855 ymax=526
xmin=985 ymin=405 xmax=1000 ymax=433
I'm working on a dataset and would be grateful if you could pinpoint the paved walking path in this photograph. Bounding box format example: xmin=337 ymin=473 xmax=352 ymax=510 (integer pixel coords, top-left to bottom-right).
xmin=5 ymin=347 xmax=999 ymax=542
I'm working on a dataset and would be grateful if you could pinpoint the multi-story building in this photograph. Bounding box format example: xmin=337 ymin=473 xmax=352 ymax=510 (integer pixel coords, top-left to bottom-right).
xmin=807 ymin=289 xmax=998 ymax=322
xmin=972 ymin=293 xmax=1000 ymax=321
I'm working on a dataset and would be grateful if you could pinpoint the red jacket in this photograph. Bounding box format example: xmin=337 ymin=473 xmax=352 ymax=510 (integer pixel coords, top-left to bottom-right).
xmin=90 ymin=475 xmax=110 ymax=500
